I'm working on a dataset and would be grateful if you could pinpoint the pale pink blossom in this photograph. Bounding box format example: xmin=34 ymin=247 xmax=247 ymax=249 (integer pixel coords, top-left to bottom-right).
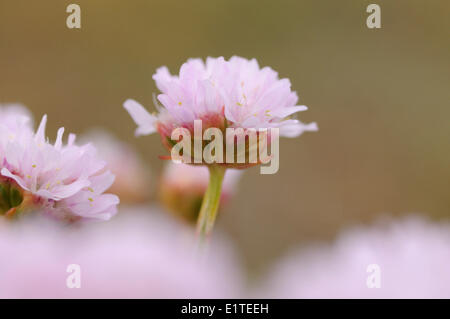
xmin=159 ymin=162 xmax=242 ymax=222
xmin=0 ymin=210 xmax=243 ymax=298
xmin=80 ymin=130 xmax=151 ymax=204
xmin=124 ymin=56 xmax=318 ymax=139
xmin=258 ymin=216 xmax=450 ymax=298
xmin=0 ymin=104 xmax=34 ymax=154
xmin=0 ymin=103 xmax=33 ymax=132
xmin=0 ymin=113 xmax=119 ymax=221
xmin=162 ymin=162 xmax=241 ymax=199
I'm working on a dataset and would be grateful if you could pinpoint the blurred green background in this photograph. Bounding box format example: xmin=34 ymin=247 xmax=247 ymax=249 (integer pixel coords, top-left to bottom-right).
xmin=1 ymin=0 xmax=449 ymax=274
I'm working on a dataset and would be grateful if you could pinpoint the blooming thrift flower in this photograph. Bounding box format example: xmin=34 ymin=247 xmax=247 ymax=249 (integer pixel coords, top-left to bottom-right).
xmin=0 ymin=211 xmax=243 ymax=298
xmin=124 ymin=56 xmax=318 ymax=238
xmin=0 ymin=103 xmax=33 ymax=132
xmin=124 ymin=56 xmax=317 ymax=154
xmin=80 ymin=129 xmax=152 ymax=204
xmin=0 ymin=110 xmax=119 ymax=221
xmin=258 ymin=216 xmax=450 ymax=298
xmin=160 ymin=162 xmax=242 ymax=222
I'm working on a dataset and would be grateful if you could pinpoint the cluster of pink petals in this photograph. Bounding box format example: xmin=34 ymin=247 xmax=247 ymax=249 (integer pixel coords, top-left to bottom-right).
xmin=162 ymin=162 xmax=242 ymax=199
xmin=0 ymin=104 xmax=33 ymax=133
xmin=159 ymin=162 xmax=243 ymax=220
xmin=259 ymin=216 xmax=450 ymax=298
xmin=0 ymin=105 xmax=119 ymax=221
xmin=80 ymin=130 xmax=152 ymax=203
xmin=0 ymin=211 xmax=243 ymax=298
xmin=124 ymin=56 xmax=318 ymax=138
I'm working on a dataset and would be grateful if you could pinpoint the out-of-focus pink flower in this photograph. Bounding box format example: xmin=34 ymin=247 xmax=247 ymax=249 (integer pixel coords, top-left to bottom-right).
xmin=159 ymin=162 xmax=242 ymax=222
xmin=0 ymin=103 xmax=33 ymax=133
xmin=80 ymin=130 xmax=152 ymax=204
xmin=258 ymin=216 xmax=450 ymax=298
xmin=0 ymin=109 xmax=119 ymax=221
xmin=0 ymin=210 xmax=243 ymax=298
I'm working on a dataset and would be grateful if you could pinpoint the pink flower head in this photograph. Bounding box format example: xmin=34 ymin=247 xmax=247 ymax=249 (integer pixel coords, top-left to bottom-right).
xmin=160 ymin=162 xmax=242 ymax=222
xmin=0 ymin=112 xmax=119 ymax=221
xmin=80 ymin=130 xmax=152 ymax=204
xmin=259 ymin=216 xmax=450 ymax=298
xmin=0 ymin=103 xmax=33 ymax=134
xmin=0 ymin=211 xmax=243 ymax=298
xmin=124 ymin=56 xmax=317 ymax=166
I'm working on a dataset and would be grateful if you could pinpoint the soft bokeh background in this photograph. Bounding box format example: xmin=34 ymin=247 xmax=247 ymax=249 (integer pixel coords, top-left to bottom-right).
xmin=1 ymin=0 xmax=449 ymax=275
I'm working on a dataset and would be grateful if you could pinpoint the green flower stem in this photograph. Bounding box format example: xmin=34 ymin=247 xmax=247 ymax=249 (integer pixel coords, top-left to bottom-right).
xmin=0 ymin=182 xmax=24 ymax=216
xmin=196 ymin=165 xmax=226 ymax=242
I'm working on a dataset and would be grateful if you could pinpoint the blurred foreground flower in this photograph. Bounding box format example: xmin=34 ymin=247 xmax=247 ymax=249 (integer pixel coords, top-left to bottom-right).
xmin=80 ymin=130 xmax=151 ymax=204
xmin=0 ymin=105 xmax=119 ymax=221
xmin=258 ymin=216 xmax=450 ymax=298
xmin=159 ymin=162 xmax=242 ymax=223
xmin=124 ymin=56 xmax=317 ymax=239
xmin=0 ymin=210 xmax=243 ymax=298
